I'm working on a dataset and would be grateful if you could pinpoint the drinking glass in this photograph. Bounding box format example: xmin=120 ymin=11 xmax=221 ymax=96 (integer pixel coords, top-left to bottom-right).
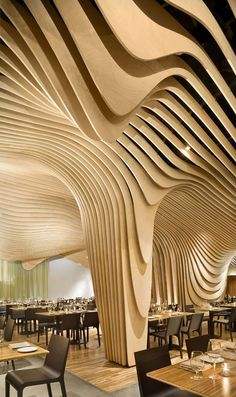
xmin=150 ymin=303 xmax=155 ymax=314
xmin=207 ymin=340 xmax=222 ymax=379
xmin=190 ymin=351 xmax=204 ymax=379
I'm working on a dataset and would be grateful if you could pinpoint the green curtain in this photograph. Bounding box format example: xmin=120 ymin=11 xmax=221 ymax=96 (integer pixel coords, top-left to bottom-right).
xmin=0 ymin=259 xmax=48 ymax=300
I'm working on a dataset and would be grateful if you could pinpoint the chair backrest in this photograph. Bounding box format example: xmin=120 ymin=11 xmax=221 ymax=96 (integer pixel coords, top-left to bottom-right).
xmin=25 ymin=307 xmax=43 ymax=321
xmin=44 ymin=334 xmax=70 ymax=377
xmin=184 ymin=304 xmax=195 ymax=313
xmin=0 ymin=305 xmax=6 ymax=315
xmin=4 ymin=318 xmax=15 ymax=341
xmin=83 ymin=311 xmax=99 ymax=328
xmin=166 ymin=316 xmax=183 ymax=337
xmin=134 ymin=345 xmax=174 ymax=397
xmin=188 ymin=313 xmax=204 ymax=332
xmin=59 ymin=313 xmax=80 ymax=330
xmin=87 ymin=302 xmax=96 ymax=310
xmin=186 ymin=335 xmax=211 ymax=359
xmin=38 ymin=314 xmax=55 ymax=324
xmin=229 ymin=308 xmax=236 ymax=324
xmin=0 ymin=315 xmax=6 ymax=329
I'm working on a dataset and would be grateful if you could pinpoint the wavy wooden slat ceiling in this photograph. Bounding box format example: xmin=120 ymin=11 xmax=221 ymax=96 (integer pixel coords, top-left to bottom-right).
xmin=0 ymin=0 xmax=235 ymax=365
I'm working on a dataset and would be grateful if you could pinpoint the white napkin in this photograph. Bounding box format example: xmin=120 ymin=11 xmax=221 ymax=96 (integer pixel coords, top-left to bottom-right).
xmin=9 ymin=342 xmax=32 ymax=349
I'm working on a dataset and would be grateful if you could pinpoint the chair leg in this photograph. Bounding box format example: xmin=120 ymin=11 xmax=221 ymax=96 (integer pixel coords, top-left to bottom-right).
xmin=220 ymin=323 xmax=222 ymax=337
xmin=83 ymin=328 xmax=86 ymax=348
xmin=147 ymin=331 xmax=150 ymax=349
xmin=97 ymin=327 xmax=101 ymax=346
xmin=5 ymin=379 xmax=10 ymax=397
xmin=60 ymin=379 xmax=67 ymax=397
xmin=86 ymin=327 xmax=89 ymax=342
xmin=178 ymin=336 xmax=183 ymax=359
xmin=46 ymin=328 xmax=49 ymax=346
xmin=47 ymin=383 xmax=53 ymax=397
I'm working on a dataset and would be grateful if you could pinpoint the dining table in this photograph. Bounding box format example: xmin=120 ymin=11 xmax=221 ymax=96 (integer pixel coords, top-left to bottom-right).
xmin=195 ymin=306 xmax=232 ymax=335
xmin=147 ymin=347 xmax=236 ymax=397
xmin=35 ymin=309 xmax=85 ymax=318
xmin=221 ymin=302 xmax=236 ymax=308
xmin=35 ymin=309 xmax=86 ymax=345
xmin=147 ymin=311 xmax=194 ymax=351
xmin=0 ymin=341 xmax=48 ymax=366
xmin=148 ymin=310 xmax=194 ymax=323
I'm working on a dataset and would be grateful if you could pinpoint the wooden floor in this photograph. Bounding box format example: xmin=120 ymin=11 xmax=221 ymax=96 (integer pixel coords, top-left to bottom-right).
xmin=10 ymin=321 xmax=236 ymax=393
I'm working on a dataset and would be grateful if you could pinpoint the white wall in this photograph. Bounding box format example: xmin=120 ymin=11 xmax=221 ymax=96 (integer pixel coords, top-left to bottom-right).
xmin=48 ymin=257 xmax=94 ymax=299
xmin=228 ymin=266 xmax=236 ymax=276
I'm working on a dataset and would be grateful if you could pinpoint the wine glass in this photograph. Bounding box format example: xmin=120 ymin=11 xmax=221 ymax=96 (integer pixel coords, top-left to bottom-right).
xmin=150 ymin=303 xmax=155 ymax=314
xmin=207 ymin=340 xmax=222 ymax=379
xmin=190 ymin=351 xmax=204 ymax=380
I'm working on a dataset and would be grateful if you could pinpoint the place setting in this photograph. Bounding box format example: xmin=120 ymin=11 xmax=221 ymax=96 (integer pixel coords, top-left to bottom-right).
xmin=179 ymin=339 xmax=236 ymax=381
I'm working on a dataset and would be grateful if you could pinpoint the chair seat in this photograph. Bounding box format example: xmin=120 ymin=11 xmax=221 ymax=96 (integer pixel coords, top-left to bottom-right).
xmin=214 ymin=311 xmax=230 ymax=316
xmin=213 ymin=319 xmax=229 ymax=324
xmin=149 ymin=324 xmax=167 ymax=334
xmin=154 ymin=329 xmax=166 ymax=338
xmin=181 ymin=326 xmax=188 ymax=333
xmin=6 ymin=367 xmax=60 ymax=388
xmin=5 ymin=334 xmax=69 ymax=397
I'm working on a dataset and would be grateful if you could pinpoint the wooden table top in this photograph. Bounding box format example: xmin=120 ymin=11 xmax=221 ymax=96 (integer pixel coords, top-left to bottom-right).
xmin=148 ymin=311 xmax=193 ymax=322
xmin=0 ymin=342 xmax=48 ymax=362
xmin=220 ymin=303 xmax=236 ymax=308
xmin=195 ymin=306 xmax=231 ymax=313
xmin=147 ymin=356 xmax=236 ymax=397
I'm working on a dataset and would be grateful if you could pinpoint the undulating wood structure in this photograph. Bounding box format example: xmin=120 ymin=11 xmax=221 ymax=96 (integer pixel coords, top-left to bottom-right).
xmin=0 ymin=0 xmax=235 ymax=365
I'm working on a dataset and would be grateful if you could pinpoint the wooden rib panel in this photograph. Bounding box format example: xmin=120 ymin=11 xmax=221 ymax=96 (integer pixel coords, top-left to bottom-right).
xmin=0 ymin=1 xmax=235 ymax=366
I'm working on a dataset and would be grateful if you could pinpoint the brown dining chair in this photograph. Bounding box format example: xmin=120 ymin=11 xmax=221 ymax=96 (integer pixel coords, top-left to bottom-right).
xmin=4 ymin=317 xmax=15 ymax=341
xmin=25 ymin=307 xmax=42 ymax=337
xmin=181 ymin=313 xmax=204 ymax=343
xmin=10 ymin=308 xmax=26 ymax=335
xmin=184 ymin=305 xmax=194 ymax=313
xmin=152 ymin=316 xmax=184 ymax=358
xmin=0 ymin=315 xmax=6 ymax=329
xmin=3 ymin=318 xmax=16 ymax=370
xmin=79 ymin=311 xmax=100 ymax=347
xmin=52 ymin=312 xmax=82 ymax=345
xmin=213 ymin=308 xmax=236 ymax=340
xmin=134 ymin=344 xmax=198 ymax=397
xmin=37 ymin=314 xmax=56 ymax=346
xmin=185 ymin=334 xmax=212 ymax=359
xmin=5 ymin=334 xmax=69 ymax=397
